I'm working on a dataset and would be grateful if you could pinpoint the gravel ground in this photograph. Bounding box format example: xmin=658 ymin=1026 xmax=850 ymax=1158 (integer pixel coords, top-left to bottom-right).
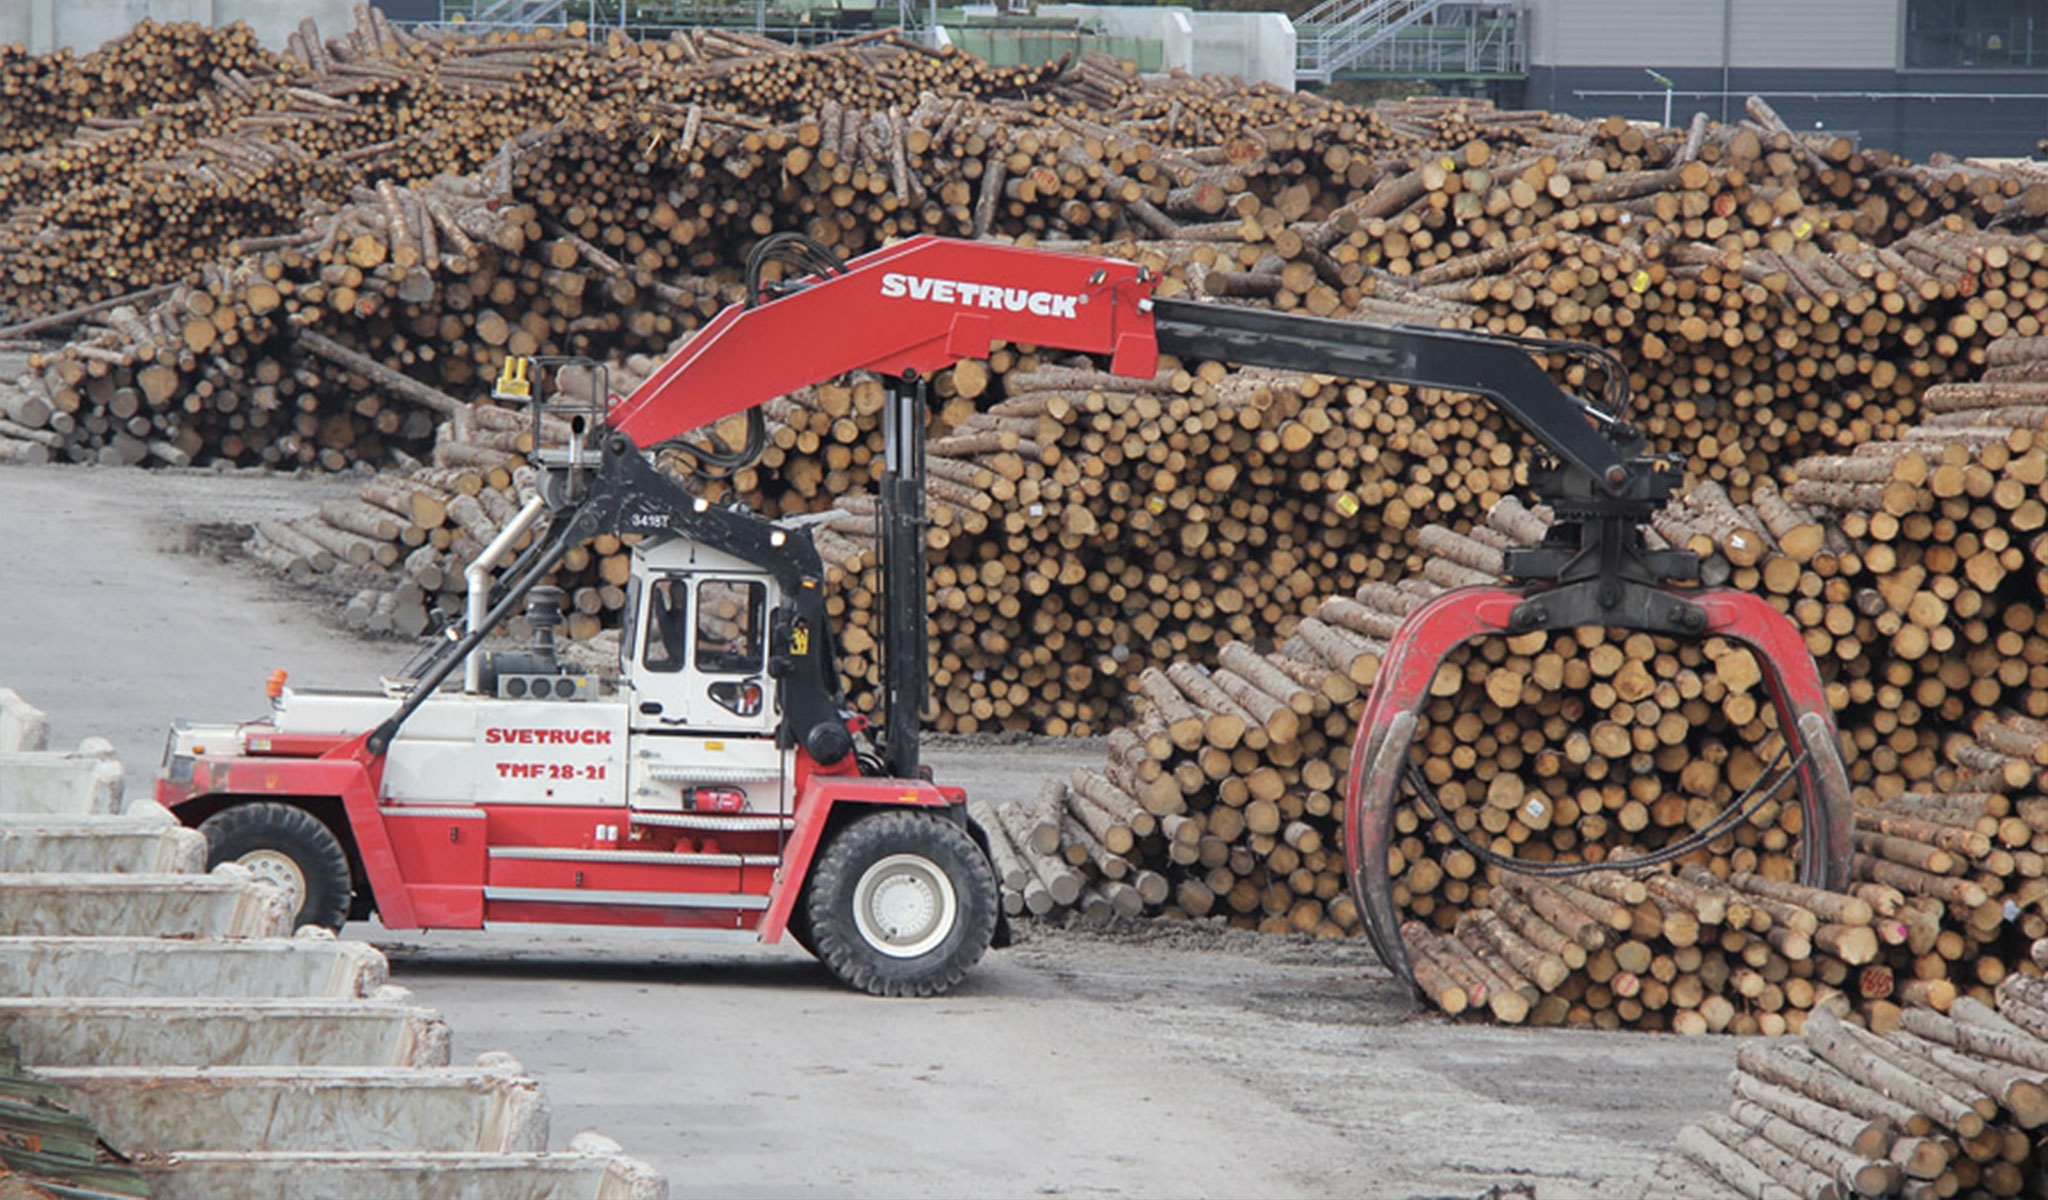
xmin=0 ymin=462 xmax=1726 ymax=1199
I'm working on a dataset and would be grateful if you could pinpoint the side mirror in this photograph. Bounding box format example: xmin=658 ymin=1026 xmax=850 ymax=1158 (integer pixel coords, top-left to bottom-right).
xmin=767 ymin=604 xmax=808 ymax=680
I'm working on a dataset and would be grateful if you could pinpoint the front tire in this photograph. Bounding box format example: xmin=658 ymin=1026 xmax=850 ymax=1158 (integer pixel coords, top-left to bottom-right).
xmin=199 ymin=802 xmax=353 ymax=931
xmin=803 ymin=810 xmax=997 ymax=997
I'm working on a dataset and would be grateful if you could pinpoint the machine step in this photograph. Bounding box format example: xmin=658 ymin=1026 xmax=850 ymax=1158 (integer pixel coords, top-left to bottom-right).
xmin=639 ymin=764 xmax=783 ymax=783
xmin=487 ymin=846 xmax=778 ymax=867
xmin=628 ymin=812 xmax=794 ymax=833
xmin=483 ymin=886 xmax=770 ymax=909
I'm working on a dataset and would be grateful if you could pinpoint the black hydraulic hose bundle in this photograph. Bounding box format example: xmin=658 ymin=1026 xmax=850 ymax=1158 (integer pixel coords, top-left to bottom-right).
xmin=659 ymin=233 xmax=855 ymax=480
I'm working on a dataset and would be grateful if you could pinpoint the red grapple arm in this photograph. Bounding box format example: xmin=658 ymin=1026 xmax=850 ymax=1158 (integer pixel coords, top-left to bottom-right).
xmin=1341 ymin=585 xmax=1853 ymax=987
xmin=607 ymin=235 xmax=1164 ymax=448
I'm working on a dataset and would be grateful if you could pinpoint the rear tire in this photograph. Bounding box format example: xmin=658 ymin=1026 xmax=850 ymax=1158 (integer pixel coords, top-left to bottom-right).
xmin=200 ymin=802 xmax=353 ymax=931
xmin=802 ymin=810 xmax=996 ymax=997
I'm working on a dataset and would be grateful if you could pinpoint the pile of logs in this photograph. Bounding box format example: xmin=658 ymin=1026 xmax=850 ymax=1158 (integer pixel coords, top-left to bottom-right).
xmin=0 ymin=19 xmax=274 ymax=155
xmin=0 ymin=10 xmax=1128 ymax=322
xmin=237 ymin=415 xmax=582 ymax=641
xmin=1648 ymin=941 xmax=2048 ymax=1197
xmin=0 ymin=171 xmax=515 ymax=468
xmin=6 ymin=10 xmax=2045 ymax=494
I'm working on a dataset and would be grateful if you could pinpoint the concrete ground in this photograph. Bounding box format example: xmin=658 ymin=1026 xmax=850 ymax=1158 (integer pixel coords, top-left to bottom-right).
xmin=0 ymin=463 xmax=1729 ymax=1199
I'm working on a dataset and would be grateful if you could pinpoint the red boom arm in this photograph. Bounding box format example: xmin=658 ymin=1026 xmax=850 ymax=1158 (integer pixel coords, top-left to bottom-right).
xmin=607 ymin=235 xmax=1165 ymax=448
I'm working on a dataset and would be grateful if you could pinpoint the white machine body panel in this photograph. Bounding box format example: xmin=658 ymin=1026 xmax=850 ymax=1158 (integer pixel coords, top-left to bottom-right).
xmin=629 ymin=735 xmax=790 ymax=814
xmin=255 ymin=533 xmax=793 ymax=813
xmin=271 ymin=689 xmax=631 ymax=807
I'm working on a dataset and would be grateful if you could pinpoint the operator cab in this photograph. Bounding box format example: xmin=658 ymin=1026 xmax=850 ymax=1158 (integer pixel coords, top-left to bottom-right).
xmin=622 ymin=536 xmax=786 ymax=818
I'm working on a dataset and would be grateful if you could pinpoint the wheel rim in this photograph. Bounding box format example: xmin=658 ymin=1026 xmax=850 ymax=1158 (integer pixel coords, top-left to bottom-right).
xmin=852 ymin=853 xmax=957 ymax=959
xmin=238 ymin=849 xmax=307 ymax=913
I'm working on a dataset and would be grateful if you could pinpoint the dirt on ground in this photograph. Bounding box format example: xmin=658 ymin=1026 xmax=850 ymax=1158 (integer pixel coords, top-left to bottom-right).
xmin=0 ymin=463 xmax=1726 ymax=1199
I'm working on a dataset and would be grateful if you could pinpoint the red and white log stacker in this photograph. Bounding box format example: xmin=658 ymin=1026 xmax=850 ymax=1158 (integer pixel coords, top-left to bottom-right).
xmin=157 ymin=234 xmax=1852 ymax=997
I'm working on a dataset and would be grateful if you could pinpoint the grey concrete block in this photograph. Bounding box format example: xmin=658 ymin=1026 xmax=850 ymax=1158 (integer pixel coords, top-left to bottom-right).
xmin=0 ymin=751 xmax=125 ymax=815
xmin=0 ymin=936 xmax=388 ymax=999
xmin=0 ymin=687 xmax=48 ymax=753
xmin=0 ymin=999 xmax=451 ymax=1068
xmin=0 ymin=815 xmax=206 ymax=874
xmin=138 ymin=1149 xmax=667 ymax=1200
xmin=37 ymin=1061 xmax=549 ymax=1154
xmin=0 ymin=869 xmax=293 ymax=938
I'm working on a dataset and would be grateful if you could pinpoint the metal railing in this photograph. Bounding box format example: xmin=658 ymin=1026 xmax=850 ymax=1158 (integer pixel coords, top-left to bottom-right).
xmin=1349 ymin=13 xmax=1521 ymax=76
xmin=417 ymin=2 xmax=918 ymax=44
xmin=457 ymin=0 xmax=572 ymax=29
xmin=1296 ymin=0 xmax=1445 ymax=84
xmin=1298 ymin=0 xmax=1525 ymax=84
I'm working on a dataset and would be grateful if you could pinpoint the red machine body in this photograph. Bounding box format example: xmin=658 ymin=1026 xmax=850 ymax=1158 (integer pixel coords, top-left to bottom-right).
xmin=609 ymin=236 xmax=1163 ymax=447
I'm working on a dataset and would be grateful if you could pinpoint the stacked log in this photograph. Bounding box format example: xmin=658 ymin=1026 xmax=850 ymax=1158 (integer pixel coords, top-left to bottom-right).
xmin=238 ymin=419 xmax=595 ymax=642
xmin=0 ymin=19 xmax=275 ymax=156
xmin=0 ymin=172 xmax=518 ymax=468
xmin=0 ymin=12 xmax=1089 ymax=322
xmin=1647 ymin=941 xmax=2048 ymax=1198
xmin=1781 ymin=333 xmax=2048 ymax=800
xmin=6 ymin=11 xmax=2044 ymax=488
xmin=6 ymin=15 xmax=2046 ymax=520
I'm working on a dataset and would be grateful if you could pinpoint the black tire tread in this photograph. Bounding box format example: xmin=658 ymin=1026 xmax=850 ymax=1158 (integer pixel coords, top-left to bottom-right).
xmin=199 ymin=801 xmax=353 ymax=931
xmin=803 ymin=809 xmax=996 ymax=998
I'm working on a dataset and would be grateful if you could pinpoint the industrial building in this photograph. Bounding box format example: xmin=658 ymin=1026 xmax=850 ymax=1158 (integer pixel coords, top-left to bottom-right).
xmin=1518 ymin=0 xmax=2045 ymax=158
xmin=1299 ymin=0 xmax=2044 ymax=158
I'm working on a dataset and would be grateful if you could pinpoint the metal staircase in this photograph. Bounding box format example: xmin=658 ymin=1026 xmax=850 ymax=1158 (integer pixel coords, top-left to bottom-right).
xmin=445 ymin=0 xmax=572 ymax=30
xmin=1296 ymin=0 xmax=1449 ymax=85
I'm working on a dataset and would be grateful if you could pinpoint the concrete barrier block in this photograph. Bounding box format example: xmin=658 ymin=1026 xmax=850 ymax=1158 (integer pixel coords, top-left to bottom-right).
xmin=0 ymin=752 xmax=125 ymax=815
xmin=0 ymin=816 xmax=207 ymax=875
xmin=138 ymin=1149 xmax=668 ymax=1200
xmin=0 ymin=869 xmax=293 ymax=938
xmin=0 ymin=937 xmax=389 ymax=999
xmin=38 ymin=1062 xmax=549 ymax=1154
xmin=0 ymin=687 xmax=48 ymax=753
xmin=0 ymin=999 xmax=451 ymax=1068
xmin=567 ymin=1133 xmax=668 ymax=1200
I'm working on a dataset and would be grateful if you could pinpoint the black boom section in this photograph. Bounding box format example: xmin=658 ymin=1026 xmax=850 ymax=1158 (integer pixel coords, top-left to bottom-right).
xmin=878 ymin=376 xmax=929 ymax=781
xmin=1150 ymin=298 xmax=1639 ymax=496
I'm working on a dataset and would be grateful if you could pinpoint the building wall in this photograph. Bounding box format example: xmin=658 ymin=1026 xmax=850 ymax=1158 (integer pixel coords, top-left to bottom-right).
xmin=1521 ymin=0 xmax=1900 ymax=70
xmin=1522 ymin=0 xmax=1726 ymax=68
xmin=1724 ymin=0 xmax=1895 ymax=69
xmin=1523 ymin=64 xmax=2048 ymax=159
xmin=2 ymin=0 xmax=354 ymax=56
xmin=1187 ymin=12 xmax=1296 ymax=92
xmin=1518 ymin=0 xmax=2045 ymax=159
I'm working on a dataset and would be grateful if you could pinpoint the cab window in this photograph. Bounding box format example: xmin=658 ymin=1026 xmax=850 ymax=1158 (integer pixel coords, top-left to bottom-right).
xmin=695 ymin=580 xmax=765 ymax=674
xmin=642 ymin=577 xmax=689 ymax=673
xmin=619 ymin=578 xmax=640 ymax=676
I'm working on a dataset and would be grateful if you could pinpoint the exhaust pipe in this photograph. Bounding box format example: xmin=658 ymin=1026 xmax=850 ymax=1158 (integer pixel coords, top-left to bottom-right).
xmin=463 ymin=495 xmax=550 ymax=694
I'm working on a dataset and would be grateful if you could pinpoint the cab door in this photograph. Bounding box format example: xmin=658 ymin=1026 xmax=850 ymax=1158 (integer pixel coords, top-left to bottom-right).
xmin=627 ymin=573 xmax=698 ymax=733
xmin=626 ymin=573 xmax=789 ymax=892
xmin=685 ymin=576 xmax=776 ymax=737
xmin=626 ymin=572 xmax=777 ymax=737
